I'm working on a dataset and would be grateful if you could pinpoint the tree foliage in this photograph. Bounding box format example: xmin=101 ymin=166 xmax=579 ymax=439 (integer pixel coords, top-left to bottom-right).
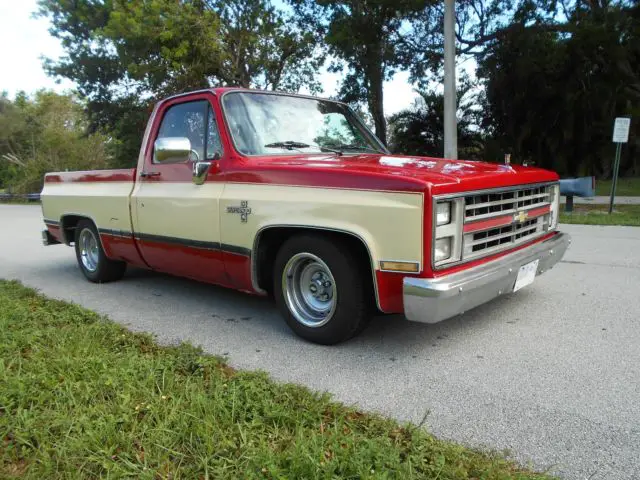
xmin=23 ymin=0 xmax=640 ymax=178
xmin=38 ymin=0 xmax=324 ymax=167
xmin=288 ymin=0 xmax=437 ymax=146
xmin=477 ymin=0 xmax=640 ymax=176
xmin=388 ymin=76 xmax=484 ymax=160
xmin=389 ymin=0 xmax=639 ymax=174
xmin=0 ymin=91 xmax=110 ymax=193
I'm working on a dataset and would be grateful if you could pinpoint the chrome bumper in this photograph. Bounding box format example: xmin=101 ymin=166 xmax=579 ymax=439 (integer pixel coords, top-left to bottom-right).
xmin=403 ymin=232 xmax=570 ymax=324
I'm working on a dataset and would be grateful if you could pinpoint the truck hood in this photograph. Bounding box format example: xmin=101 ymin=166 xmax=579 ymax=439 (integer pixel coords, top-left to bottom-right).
xmin=257 ymin=153 xmax=559 ymax=194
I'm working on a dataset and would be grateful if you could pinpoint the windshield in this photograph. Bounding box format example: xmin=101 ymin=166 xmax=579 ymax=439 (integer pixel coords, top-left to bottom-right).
xmin=221 ymin=92 xmax=385 ymax=156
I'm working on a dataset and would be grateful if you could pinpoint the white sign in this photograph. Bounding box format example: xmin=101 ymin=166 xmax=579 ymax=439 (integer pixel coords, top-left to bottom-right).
xmin=612 ymin=117 xmax=631 ymax=143
xmin=513 ymin=259 xmax=539 ymax=292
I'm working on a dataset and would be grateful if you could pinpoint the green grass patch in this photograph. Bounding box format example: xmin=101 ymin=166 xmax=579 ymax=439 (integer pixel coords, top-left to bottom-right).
xmin=0 ymin=280 xmax=553 ymax=479
xmin=0 ymin=199 xmax=37 ymax=205
xmin=595 ymin=177 xmax=640 ymax=196
xmin=560 ymin=204 xmax=640 ymax=226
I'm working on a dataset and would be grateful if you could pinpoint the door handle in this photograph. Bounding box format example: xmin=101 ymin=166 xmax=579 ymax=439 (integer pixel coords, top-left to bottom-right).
xmin=140 ymin=170 xmax=161 ymax=178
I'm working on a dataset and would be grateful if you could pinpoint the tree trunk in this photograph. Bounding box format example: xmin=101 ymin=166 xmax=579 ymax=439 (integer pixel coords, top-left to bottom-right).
xmin=367 ymin=63 xmax=387 ymax=146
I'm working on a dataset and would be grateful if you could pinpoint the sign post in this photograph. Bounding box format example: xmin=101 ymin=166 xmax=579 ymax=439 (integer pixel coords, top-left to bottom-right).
xmin=609 ymin=117 xmax=631 ymax=214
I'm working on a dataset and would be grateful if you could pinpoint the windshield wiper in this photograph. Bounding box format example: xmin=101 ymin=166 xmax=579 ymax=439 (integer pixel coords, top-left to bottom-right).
xmin=324 ymin=143 xmax=383 ymax=154
xmin=264 ymin=141 xmax=311 ymax=150
xmin=264 ymin=141 xmax=343 ymax=155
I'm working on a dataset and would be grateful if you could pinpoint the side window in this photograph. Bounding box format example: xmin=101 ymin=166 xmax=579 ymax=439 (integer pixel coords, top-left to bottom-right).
xmin=154 ymin=100 xmax=206 ymax=163
xmin=206 ymin=105 xmax=223 ymax=160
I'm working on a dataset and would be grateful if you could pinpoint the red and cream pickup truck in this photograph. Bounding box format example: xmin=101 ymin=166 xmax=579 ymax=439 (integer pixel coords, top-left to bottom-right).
xmin=41 ymin=88 xmax=569 ymax=344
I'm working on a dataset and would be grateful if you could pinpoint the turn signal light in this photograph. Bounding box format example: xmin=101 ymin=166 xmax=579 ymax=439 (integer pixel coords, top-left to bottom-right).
xmin=379 ymin=261 xmax=420 ymax=273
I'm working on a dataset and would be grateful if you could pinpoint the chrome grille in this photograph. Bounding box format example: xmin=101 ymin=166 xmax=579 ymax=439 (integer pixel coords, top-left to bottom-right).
xmin=465 ymin=185 xmax=551 ymax=221
xmin=462 ymin=184 xmax=553 ymax=261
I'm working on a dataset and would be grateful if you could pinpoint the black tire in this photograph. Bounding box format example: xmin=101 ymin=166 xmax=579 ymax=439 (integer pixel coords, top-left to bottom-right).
xmin=273 ymin=234 xmax=371 ymax=345
xmin=74 ymin=219 xmax=126 ymax=283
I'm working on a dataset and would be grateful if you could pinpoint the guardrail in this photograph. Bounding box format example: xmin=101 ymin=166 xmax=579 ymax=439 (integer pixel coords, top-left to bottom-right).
xmin=0 ymin=193 xmax=41 ymax=202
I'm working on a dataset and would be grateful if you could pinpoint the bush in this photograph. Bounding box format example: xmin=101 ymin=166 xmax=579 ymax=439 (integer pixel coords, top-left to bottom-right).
xmin=0 ymin=90 xmax=110 ymax=193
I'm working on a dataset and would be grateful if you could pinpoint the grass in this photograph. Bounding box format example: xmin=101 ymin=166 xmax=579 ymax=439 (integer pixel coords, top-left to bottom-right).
xmin=0 ymin=280 xmax=554 ymax=479
xmin=0 ymin=199 xmax=36 ymax=205
xmin=560 ymin=204 xmax=640 ymax=226
xmin=594 ymin=177 xmax=640 ymax=196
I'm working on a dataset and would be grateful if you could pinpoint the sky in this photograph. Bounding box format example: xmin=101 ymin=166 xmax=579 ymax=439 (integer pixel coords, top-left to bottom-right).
xmin=0 ymin=0 xmax=422 ymax=115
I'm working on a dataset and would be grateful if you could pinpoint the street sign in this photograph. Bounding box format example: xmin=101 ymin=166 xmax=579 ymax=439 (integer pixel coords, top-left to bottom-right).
xmin=612 ymin=117 xmax=630 ymax=143
xmin=609 ymin=117 xmax=632 ymax=214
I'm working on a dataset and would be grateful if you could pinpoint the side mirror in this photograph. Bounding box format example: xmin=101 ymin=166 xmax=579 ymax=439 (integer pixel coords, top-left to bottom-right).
xmin=154 ymin=137 xmax=192 ymax=163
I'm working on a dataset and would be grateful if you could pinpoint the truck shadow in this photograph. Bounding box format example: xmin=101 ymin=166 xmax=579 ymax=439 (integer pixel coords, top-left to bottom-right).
xmin=34 ymin=259 xmax=530 ymax=364
xmin=120 ymin=266 xmax=526 ymax=358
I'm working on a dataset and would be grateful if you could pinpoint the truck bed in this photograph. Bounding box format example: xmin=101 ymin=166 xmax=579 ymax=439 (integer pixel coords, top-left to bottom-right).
xmin=41 ymin=168 xmax=137 ymax=246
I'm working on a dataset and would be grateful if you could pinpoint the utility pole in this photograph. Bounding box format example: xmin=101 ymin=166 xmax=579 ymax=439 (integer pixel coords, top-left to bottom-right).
xmin=444 ymin=0 xmax=458 ymax=159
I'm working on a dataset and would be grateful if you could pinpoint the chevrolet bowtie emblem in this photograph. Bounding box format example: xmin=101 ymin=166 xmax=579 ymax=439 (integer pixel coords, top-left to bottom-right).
xmin=514 ymin=210 xmax=528 ymax=223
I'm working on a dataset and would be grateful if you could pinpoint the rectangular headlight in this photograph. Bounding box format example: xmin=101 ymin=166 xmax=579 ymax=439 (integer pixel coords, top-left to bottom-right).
xmin=434 ymin=237 xmax=452 ymax=262
xmin=436 ymin=202 xmax=451 ymax=226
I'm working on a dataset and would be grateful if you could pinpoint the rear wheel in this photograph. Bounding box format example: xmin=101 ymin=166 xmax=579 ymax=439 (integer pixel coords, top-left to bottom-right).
xmin=273 ymin=234 xmax=370 ymax=344
xmin=74 ymin=220 xmax=126 ymax=283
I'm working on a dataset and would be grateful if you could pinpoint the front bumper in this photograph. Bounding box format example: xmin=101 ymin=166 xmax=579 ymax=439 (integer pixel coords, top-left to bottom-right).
xmin=403 ymin=232 xmax=570 ymax=324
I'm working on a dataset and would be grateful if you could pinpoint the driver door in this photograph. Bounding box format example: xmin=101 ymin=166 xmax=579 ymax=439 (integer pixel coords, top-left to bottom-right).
xmin=131 ymin=95 xmax=226 ymax=284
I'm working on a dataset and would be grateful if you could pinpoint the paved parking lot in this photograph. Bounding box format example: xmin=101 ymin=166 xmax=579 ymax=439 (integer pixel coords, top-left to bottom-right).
xmin=2 ymin=204 xmax=639 ymax=479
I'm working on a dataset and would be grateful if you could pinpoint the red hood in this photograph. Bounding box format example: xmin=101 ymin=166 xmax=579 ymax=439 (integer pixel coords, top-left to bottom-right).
xmin=251 ymin=153 xmax=559 ymax=195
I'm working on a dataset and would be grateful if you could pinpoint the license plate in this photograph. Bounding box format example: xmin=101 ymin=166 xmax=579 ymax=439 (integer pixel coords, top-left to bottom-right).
xmin=513 ymin=259 xmax=539 ymax=292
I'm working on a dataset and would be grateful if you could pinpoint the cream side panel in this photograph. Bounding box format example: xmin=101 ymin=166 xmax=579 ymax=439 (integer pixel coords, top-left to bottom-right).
xmin=41 ymin=182 xmax=134 ymax=232
xmin=131 ymin=182 xmax=224 ymax=241
xmin=220 ymin=184 xmax=424 ymax=267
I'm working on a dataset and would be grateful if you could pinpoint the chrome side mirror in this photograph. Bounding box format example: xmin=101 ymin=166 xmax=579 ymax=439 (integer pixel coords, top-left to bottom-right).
xmin=154 ymin=137 xmax=192 ymax=163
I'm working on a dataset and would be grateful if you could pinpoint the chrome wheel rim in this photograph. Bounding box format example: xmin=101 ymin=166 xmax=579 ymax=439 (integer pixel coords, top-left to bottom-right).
xmin=79 ymin=228 xmax=99 ymax=272
xmin=282 ymin=253 xmax=337 ymax=328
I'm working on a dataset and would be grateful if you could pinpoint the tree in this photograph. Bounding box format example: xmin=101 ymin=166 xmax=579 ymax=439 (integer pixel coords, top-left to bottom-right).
xmin=388 ymin=76 xmax=484 ymax=159
xmin=477 ymin=1 xmax=640 ymax=176
xmin=288 ymin=0 xmax=436 ymax=146
xmin=38 ymin=0 xmax=325 ymax=166
xmin=0 ymin=91 xmax=109 ymax=193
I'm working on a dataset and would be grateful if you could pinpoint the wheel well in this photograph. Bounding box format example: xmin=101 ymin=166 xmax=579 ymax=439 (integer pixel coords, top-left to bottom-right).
xmin=60 ymin=215 xmax=92 ymax=245
xmin=254 ymin=227 xmax=378 ymax=311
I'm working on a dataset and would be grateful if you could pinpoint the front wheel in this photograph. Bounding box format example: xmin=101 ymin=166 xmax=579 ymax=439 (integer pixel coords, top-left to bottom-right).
xmin=273 ymin=235 xmax=370 ymax=345
xmin=74 ymin=220 xmax=126 ymax=283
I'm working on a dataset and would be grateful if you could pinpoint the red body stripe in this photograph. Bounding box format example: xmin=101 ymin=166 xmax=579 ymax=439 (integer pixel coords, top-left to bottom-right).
xmin=463 ymin=214 xmax=513 ymax=233
xmin=526 ymin=205 xmax=552 ymax=218
xmin=463 ymin=204 xmax=552 ymax=233
xmin=100 ymin=234 xmax=148 ymax=268
xmin=45 ymin=169 xmax=136 ymax=183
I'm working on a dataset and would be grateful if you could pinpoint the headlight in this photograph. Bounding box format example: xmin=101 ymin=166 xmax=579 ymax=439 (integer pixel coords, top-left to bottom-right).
xmin=549 ymin=184 xmax=560 ymax=230
xmin=436 ymin=202 xmax=451 ymax=226
xmin=433 ymin=198 xmax=463 ymax=267
xmin=434 ymin=237 xmax=452 ymax=262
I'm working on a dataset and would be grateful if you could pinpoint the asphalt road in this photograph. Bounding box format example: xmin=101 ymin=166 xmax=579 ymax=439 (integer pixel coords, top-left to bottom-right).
xmin=2 ymin=204 xmax=639 ymax=480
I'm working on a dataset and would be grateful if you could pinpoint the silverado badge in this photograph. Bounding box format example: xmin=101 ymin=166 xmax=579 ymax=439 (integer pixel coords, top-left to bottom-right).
xmin=227 ymin=201 xmax=252 ymax=223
